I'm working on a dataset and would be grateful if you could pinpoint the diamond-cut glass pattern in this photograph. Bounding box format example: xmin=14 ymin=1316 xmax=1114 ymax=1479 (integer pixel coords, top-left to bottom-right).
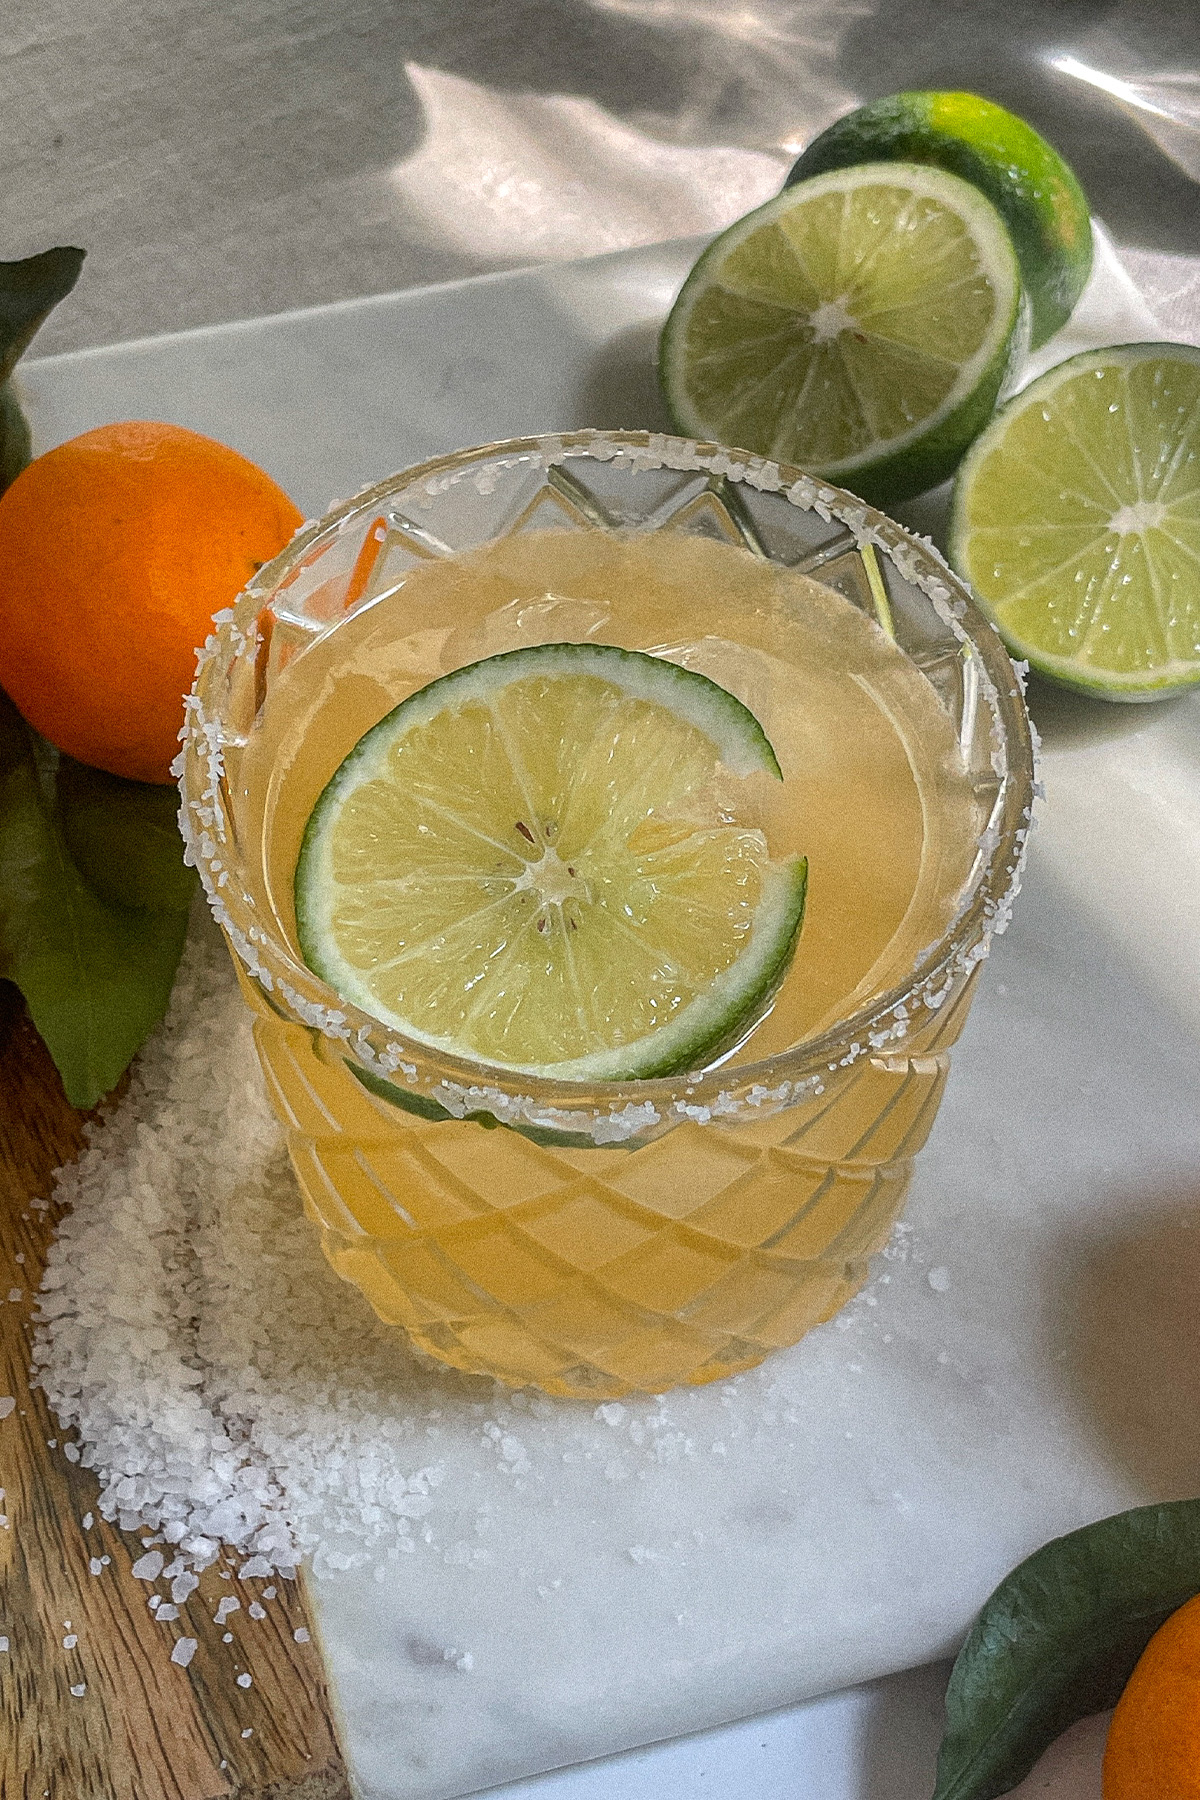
xmin=246 ymin=979 xmax=973 ymax=1396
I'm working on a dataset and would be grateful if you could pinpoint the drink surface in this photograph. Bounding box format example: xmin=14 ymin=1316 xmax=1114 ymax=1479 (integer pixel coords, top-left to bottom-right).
xmin=241 ymin=528 xmax=981 ymax=1070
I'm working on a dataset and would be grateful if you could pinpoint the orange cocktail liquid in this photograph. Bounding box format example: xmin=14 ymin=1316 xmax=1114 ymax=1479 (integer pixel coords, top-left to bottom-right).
xmin=234 ymin=528 xmax=982 ymax=1395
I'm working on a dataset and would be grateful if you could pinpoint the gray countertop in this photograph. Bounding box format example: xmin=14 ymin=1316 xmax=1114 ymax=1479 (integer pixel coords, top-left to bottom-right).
xmin=4 ymin=0 xmax=1199 ymax=357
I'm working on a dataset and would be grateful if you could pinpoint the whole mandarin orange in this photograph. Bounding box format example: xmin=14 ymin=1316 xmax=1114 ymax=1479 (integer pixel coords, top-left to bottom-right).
xmin=0 ymin=421 xmax=303 ymax=782
xmin=1104 ymin=1591 xmax=1200 ymax=1797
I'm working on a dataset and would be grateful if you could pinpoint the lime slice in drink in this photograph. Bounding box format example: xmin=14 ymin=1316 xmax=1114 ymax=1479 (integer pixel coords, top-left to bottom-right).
xmin=786 ymin=91 xmax=1093 ymax=348
xmin=295 ymin=642 xmax=808 ymax=1080
xmin=660 ymin=163 xmax=1026 ymax=506
xmin=950 ymin=343 xmax=1200 ymax=701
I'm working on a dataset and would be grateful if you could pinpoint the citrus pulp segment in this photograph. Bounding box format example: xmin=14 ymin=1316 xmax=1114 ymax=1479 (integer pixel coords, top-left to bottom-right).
xmin=294 ymin=642 xmax=808 ymax=1079
xmin=659 ymin=163 xmax=1026 ymax=505
xmin=786 ymin=91 xmax=1093 ymax=348
xmin=949 ymin=343 xmax=1200 ymax=700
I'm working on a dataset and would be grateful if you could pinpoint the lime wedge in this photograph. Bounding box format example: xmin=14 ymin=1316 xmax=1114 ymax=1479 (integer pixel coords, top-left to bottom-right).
xmin=786 ymin=91 xmax=1093 ymax=349
xmin=659 ymin=162 xmax=1026 ymax=506
xmin=295 ymin=643 xmax=808 ymax=1079
xmin=949 ymin=343 xmax=1200 ymax=701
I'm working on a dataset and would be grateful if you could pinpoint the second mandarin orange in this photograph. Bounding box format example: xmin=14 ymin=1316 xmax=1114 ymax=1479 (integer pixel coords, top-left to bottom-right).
xmin=1104 ymin=1590 xmax=1200 ymax=1798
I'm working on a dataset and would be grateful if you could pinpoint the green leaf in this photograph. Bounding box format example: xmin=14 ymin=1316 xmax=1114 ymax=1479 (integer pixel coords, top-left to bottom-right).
xmin=0 ymin=689 xmax=188 ymax=1109
xmin=0 ymin=246 xmax=85 ymax=384
xmin=56 ymin=756 xmax=198 ymax=912
xmin=0 ymin=382 xmax=30 ymax=492
xmin=0 ymin=245 xmax=86 ymax=498
xmin=933 ymin=1498 xmax=1200 ymax=1800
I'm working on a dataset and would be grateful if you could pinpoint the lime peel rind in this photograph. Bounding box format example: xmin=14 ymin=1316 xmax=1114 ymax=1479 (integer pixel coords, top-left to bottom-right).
xmin=786 ymin=90 xmax=1093 ymax=349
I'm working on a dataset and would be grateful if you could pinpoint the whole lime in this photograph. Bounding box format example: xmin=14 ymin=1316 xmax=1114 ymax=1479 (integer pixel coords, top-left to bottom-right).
xmin=787 ymin=91 xmax=1092 ymax=348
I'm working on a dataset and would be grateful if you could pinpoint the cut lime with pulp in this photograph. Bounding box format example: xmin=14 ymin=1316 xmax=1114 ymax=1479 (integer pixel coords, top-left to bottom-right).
xmin=295 ymin=642 xmax=808 ymax=1079
xmin=786 ymin=91 xmax=1093 ymax=348
xmin=660 ymin=162 xmax=1026 ymax=506
xmin=950 ymin=343 xmax=1200 ymax=701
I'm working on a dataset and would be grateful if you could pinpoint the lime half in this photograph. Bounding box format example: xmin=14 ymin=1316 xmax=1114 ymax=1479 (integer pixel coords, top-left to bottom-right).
xmin=786 ymin=91 xmax=1093 ymax=348
xmin=950 ymin=343 xmax=1200 ymax=702
xmin=295 ymin=643 xmax=808 ymax=1079
xmin=660 ymin=162 xmax=1026 ymax=506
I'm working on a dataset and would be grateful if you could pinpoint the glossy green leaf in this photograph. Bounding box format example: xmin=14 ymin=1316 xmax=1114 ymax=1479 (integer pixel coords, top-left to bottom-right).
xmin=0 ymin=245 xmax=85 ymax=497
xmin=0 ymin=381 xmax=30 ymax=492
xmin=0 ymin=245 xmax=85 ymax=384
xmin=933 ymin=1498 xmax=1200 ymax=1800
xmin=57 ymin=756 xmax=197 ymax=912
xmin=0 ymin=690 xmax=188 ymax=1109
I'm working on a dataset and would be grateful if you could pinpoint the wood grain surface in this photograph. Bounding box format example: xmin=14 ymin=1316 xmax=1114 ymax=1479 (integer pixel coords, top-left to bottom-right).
xmin=0 ymin=988 xmax=351 ymax=1800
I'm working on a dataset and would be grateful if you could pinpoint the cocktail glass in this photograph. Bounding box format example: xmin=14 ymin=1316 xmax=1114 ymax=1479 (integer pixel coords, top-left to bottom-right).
xmin=179 ymin=430 xmax=1035 ymax=1398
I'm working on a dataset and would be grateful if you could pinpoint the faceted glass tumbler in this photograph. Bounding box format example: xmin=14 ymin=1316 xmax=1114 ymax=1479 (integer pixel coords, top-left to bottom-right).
xmin=180 ymin=431 xmax=1035 ymax=1398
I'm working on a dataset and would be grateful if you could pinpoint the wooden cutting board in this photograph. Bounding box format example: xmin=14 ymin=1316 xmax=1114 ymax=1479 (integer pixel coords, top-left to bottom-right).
xmin=0 ymin=987 xmax=350 ymax=1800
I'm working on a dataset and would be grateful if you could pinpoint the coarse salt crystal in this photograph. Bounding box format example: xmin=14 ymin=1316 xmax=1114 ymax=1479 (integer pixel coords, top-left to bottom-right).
xmin=247 ymin=1602 xmax=265 ymax=1620
xmin=131 ymin=1551 xmax=164 ymax=1582
xmin=170 ymin=1637 xmax=198 ymax=1667
xmin=237 ymin=1672 xmax=252 ymax=1688
xmin=70 ymin=1683 xmax=86 ymax=1698
xmin=62 ymin=1634 xmax=77 ymax=1649
xmin=293 ymin=1627 xmax=310 ymax=1644
xmin=0 ymin=1398 xmax=14 ymax=1420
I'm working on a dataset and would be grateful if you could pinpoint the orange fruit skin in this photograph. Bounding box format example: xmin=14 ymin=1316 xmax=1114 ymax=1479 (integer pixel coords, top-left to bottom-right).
xmin=1104 ymin=1591 xmax=1200 ymax=1797
xmin=0 ymin=421 xmax=304 ymax=783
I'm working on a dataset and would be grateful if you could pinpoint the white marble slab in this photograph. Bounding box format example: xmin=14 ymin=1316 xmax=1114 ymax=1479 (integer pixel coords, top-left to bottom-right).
xmin=19 ymin=241 xmax=1196 ymax=1800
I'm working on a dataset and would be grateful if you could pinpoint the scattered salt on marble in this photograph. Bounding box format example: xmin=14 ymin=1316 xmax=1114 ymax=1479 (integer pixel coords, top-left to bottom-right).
xmin=170 ymin=1637 xmax=197 ymax=1667
xmin=236 ymin=1672 xmax=252 ymax=1688
xmin=928 ymin=1267 xmax=952 ymax=1293
xmin=29 ymin=920 xmax=938 ymax=1587
xmin=293 ymin=1627 xmax=310 ymax=1644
